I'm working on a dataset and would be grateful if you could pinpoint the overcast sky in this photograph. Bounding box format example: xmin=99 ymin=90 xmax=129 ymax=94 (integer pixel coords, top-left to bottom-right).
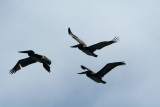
xmin=0 ymin=0 xmax=160 ymax=107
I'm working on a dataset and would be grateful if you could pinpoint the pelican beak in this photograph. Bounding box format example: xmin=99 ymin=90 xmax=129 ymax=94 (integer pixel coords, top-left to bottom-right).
xmin=19 ymin=51 xmax=29 ymax=53
xmin=70 ymin=44 xmax=79 ymax=48
xmin=77 ymin=71 xmax=87 ymax=74
xmin=19 ymin=50 xmax=33 ymax=54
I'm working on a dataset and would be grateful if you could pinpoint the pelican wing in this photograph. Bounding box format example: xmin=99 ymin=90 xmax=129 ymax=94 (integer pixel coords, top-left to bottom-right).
xmin=89 ymin=37 xmax=119 ymax=52
xmin=43 ymin=63 xmax=50 ymax=72
xmin=68 ymin=28 xmax=87 ymax=47
xmin=10 ymin=57 xmax=37 ymax=74
xmin=96 ymin=62 xmax=126 ymax=77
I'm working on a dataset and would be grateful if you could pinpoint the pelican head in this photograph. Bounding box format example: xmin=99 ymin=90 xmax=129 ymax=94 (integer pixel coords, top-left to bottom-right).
xmin=19 ymin=50 xmax=35 ymax=56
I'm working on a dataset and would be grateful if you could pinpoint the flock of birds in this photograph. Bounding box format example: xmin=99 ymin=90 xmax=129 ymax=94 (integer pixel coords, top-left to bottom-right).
xmin=10 ymin=28 xmax=126 ymax=84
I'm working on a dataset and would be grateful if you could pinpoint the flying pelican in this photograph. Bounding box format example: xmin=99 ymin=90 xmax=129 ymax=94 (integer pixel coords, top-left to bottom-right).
xmin=10 ymin=50 xmax=51 ymax=74
xmin=78 ymin=62 xmax=126 ymax=84
xmin=68 ymin=28 xmax=119 ymax=57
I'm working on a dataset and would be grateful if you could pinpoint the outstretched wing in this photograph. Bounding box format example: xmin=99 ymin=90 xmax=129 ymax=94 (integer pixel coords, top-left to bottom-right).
xmin=89 ymin=37 xmax=119 ymax=52
xmin=43 ymin=63 xmax=50 ymax=72
xmin=10 ymin=57 xmax=37 ymax=74
xmin=95 ymin=62 xmax=126 ymax=77
xmin=68 ymin=28 xmax=87 ymax=47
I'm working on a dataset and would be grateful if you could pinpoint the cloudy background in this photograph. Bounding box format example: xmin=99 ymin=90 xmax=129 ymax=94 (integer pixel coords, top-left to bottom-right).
xmin=0 ymin=0 xmax=160 ymax=107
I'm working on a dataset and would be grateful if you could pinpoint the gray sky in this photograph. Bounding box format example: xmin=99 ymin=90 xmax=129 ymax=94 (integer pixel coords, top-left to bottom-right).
xmin=0 ymin=0 xmax=160 ymax=107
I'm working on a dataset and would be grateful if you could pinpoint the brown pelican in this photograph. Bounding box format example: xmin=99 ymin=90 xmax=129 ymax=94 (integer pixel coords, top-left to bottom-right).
xmin=78 ymin=62 xmax=126 ymax=84
xmin=68 ymin=28 xmax=119 ymax=57
xmin=10 ymin=50 xmax=51 ymax=74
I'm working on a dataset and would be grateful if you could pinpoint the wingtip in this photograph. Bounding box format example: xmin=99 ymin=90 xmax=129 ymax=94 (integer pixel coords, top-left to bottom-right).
xmin=47 ymin=69 xmax=51 ymax=73
xmin=9 ymin=69 xmax=15 ymax=75
xmin=94 ymin=55 xmax=98 ymax=57
xmin=121 ymin=62 xmax=126 ymax=65
xmin=113 ymin=36 xmax=119 ymax=42
xmin=102 ymin=81 xmax=106 ymax=84
xmin=81 ymin=65 xmax=85 ymax=69
xmin=68 ymin=27 xmax=71 ymax=34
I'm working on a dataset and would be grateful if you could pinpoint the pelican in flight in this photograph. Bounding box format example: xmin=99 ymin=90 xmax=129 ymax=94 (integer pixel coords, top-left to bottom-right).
xmin=10 ymin=50 xmax=51 ymax=74
xmin=78 ymin=62 xmax=126 ymax=84
xmin=68 ymin=28 xmax=119 ymax=57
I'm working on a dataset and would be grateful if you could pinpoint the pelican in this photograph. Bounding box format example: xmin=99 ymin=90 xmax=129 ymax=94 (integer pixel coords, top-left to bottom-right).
xmin=78 ymin=62 xmax=126 ymax=84
xmin=10 ymin=50 xmax=51 ymax=74
xmin=68 ymin=28 xmax=119 ymax=57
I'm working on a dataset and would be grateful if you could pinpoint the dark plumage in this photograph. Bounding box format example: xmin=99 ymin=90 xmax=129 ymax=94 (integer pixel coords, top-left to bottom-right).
xmin=10 ymin=50 xmax=51 ymax=74
xmin=78 ymin=62 xmax=126 ymax=84
xmin=68 ymin=28 xmax=119 ymax=57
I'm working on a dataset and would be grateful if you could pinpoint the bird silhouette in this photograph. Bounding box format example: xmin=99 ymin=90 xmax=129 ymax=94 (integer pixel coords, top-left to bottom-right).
xmin=10 ymin=50 xmax=51 ymax=74
xmin=68 ymin=28 xmax=119 ymax=57
xmin=78 ymin=62 xmax=126 ymax=84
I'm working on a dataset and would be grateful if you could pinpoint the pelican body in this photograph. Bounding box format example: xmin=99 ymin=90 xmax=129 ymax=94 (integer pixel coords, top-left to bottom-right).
xmin=78 ymin=62 xmax=126 ymax=84
xmin=10 ymin=50 xmax=51 ymax=74
xmin=68 ymin=28 xmax=119 ymax=57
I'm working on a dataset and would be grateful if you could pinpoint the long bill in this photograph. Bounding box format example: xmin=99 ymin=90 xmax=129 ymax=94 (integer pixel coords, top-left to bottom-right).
xmin=77 ymin=71 xmax=87 ymax=74
xmin=18 ymin=50 xmax=33 ymax=53
xmin=70 ymin=44 xmax=80 ymax=48
xmin=19 ymin=51 xmax=30 ymax=53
